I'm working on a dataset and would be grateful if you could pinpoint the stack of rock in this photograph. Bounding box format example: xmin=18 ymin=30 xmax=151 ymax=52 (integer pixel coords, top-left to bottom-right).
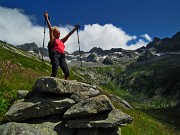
xmin=0 ymin=77 xmax=133 ymax=135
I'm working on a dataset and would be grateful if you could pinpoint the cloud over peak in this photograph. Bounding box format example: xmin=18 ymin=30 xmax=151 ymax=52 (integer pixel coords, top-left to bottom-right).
xmin=141 ymin=34 xmax=152 ymax=42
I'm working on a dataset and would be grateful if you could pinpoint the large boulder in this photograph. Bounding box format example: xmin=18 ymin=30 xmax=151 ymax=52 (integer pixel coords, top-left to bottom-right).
xmin=63 ymin=95 xmax=114 ymax=119
xmin=66 ymin=109 xmax=133 ymax=128
xmin=0 ymin=122 xmax=59 ymax=135
xmin=32 ymin=77 xmax=100 ymax=101
xmin=5 ymin=95 xmax=75 ymax=121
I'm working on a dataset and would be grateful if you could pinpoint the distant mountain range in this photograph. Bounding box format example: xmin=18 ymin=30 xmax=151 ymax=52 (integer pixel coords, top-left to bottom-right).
xmin=16 ymin=32 xmax=180 ymax=66
xmin=16 ymin=42 xmax=49 ymax=58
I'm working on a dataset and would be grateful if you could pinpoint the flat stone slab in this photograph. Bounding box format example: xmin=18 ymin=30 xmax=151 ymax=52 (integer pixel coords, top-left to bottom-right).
xmin=32 ymin=77 xmax=100 ymax=100
xmin=5 ymin=96 xmax=75 ymax=121
xmin=0 ymin=122 xmax=59 ymax=135
xmin=66 ymin=109 xmax=133 ymax=128
xmin=63 ymin=95 xmax=114 ymax=119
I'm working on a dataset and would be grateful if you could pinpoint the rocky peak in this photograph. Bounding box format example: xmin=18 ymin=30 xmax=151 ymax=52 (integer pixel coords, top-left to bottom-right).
xmin=16 ymin=42 xmax=49 ymax=58
xmin=152 ymin=37 xmax=161 ymax=42
xmin=89 ymin=47 xmax=104 ymax=54
xmin=110 ymin=48 xmax=123 ymax=53
xmin=143 ymin=32 xmax=180 ymax=53
xmin=71 ymin=50 xmax=85 ymax=56
xmin=16 ymin=42 xmax=39 ymax=53
xmin=172 ymin=31 xmax=180 ymax=40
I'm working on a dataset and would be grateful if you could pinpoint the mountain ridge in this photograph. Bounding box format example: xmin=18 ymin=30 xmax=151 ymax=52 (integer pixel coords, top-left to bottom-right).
xmin=14 ymin=32 xmax=180 ymax=67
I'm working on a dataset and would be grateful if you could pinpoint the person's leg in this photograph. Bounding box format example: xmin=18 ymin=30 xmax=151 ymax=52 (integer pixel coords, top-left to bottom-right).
xmin=59 ymin=57 xmax=70 ymax=80
xmin=51 ymin=53 xmax=60 ymax=77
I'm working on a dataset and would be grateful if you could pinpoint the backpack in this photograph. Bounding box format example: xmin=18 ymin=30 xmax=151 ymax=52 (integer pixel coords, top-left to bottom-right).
xmin=47 ymin=39 xmax=65 ymax=61
xmin=47 ymin=41 xmax=54 ymax=60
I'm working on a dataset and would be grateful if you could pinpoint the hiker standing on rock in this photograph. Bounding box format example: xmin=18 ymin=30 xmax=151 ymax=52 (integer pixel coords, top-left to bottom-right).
xmin=44 ymin=11 xmax=79 ymax=80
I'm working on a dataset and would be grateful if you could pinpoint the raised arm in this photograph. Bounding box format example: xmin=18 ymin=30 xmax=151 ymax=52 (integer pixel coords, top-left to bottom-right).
xmin=61 ymin=25 xmax=80 ymax=43
xmin=44 ymin=11 xmax=54 ymax=43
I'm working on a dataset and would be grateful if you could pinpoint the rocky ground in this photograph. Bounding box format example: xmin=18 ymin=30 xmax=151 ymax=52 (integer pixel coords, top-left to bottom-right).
xmin=0 ymin=77 xmax=133 ymax=135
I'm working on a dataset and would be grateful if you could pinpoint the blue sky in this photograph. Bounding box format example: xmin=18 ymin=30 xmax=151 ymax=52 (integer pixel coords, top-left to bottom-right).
xmin=0 ymin=0 xmax=180 ymax=53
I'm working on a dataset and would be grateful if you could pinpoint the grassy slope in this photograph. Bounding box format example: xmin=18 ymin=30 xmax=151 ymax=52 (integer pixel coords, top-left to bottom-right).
xmin=100 ymin=83 xmax=178 ymax=135
xmin=0 ymin=43 xmax=58 ymax=120
xmin=0 ymin=42 xmax=179 ymax=134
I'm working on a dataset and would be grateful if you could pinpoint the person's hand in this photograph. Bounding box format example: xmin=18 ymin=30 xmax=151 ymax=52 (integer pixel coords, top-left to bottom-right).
xmin=44 ymin=11 xmax=49 ymax=20
xmin=75 ymin=24 xmax=80 ymax=29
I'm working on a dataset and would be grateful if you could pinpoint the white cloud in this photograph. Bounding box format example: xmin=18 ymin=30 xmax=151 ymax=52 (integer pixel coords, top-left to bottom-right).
xmin=141 ymin=34 xmax=152 ymax=42
xmin=66 ymin=24 xmax=138 ymax=52
xmin=0 ymin=6 xmax=150 ymax=53
xmin=0 ymin=6 xmax=44 ymax=46
xmin=128 ymin=39 xmax=149 ymax=50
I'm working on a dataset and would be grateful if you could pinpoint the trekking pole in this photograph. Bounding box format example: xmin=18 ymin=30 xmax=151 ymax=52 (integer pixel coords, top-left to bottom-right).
xmin=42 ymin=18 xmax=46 ymax=62
xmin=76 ymin=26 xmax=82 ymax=67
